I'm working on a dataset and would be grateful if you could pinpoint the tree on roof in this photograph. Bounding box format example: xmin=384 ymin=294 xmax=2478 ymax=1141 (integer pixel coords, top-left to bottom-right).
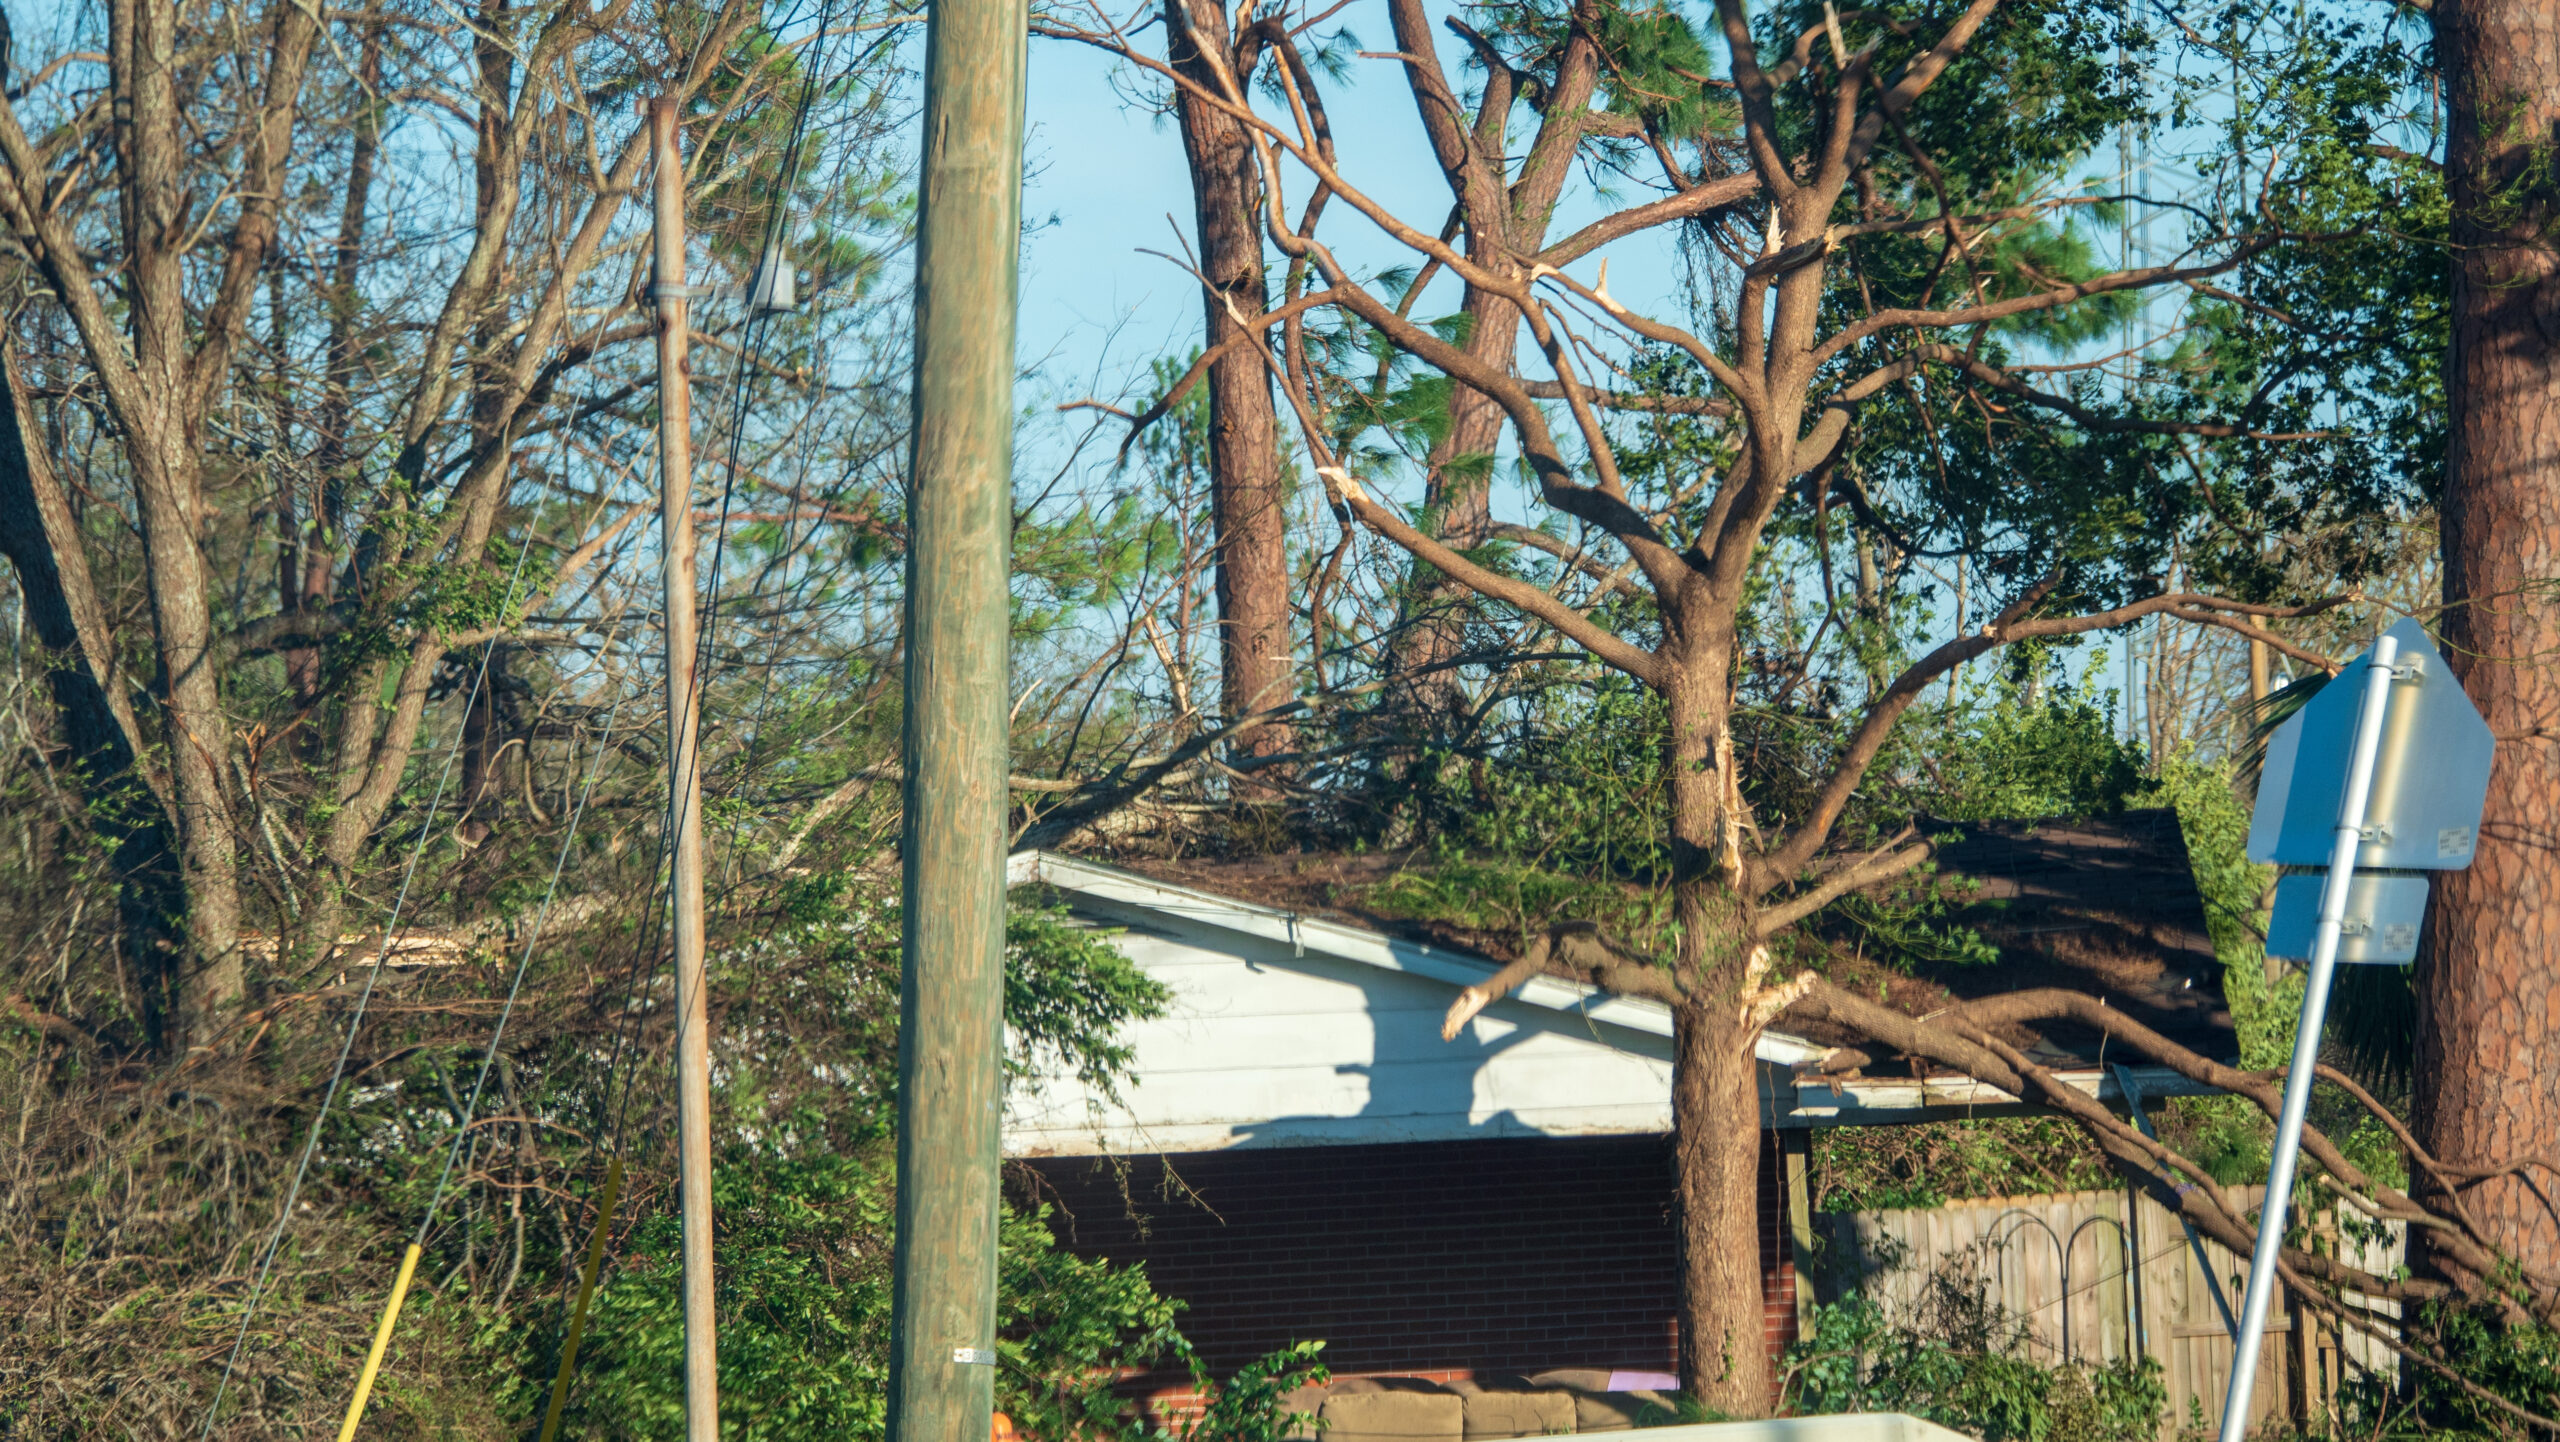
xmin=1037 ymin=0 xmax=2507 ymax=1414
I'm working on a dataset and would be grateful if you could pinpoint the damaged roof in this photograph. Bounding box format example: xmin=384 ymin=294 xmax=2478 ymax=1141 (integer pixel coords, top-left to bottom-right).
xmin=1060 ymin=806 xmax=2238 ymax=1073
xmin=1902 ymin=810 xmax=2233 ymax=1067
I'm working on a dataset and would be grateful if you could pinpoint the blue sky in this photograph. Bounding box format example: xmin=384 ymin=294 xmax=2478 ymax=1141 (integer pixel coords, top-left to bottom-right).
xmin=1013 ymin=31 xmax=1698 ymax=414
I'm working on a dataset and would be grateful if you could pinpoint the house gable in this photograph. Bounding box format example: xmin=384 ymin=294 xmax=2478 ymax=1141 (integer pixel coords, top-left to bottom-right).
xmin=1003 ymin=859 xmax=1701 ymax=1156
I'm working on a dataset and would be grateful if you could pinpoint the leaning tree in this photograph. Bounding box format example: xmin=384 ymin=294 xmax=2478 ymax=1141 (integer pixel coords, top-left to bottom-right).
xmin=1037 ymin=0 xmax=2501 ymax=1411
xmin=2421 ymin=0 xmax=2560 ymax=1293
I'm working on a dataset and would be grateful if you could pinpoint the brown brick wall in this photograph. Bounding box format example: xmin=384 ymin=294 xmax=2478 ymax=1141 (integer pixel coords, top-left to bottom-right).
xmin=1013 ymin=1132 xmax=1796 ymax=1387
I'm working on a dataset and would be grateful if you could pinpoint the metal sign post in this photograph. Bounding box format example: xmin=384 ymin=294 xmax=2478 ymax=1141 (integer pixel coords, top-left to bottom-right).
xmin=2217 ymin=634 xmax=2398 ymax=1442
xmin=2218 ymin=619 xmax=2493 ymax=1442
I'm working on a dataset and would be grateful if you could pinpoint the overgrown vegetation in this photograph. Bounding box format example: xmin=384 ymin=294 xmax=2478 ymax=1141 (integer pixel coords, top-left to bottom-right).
xmin=1788 ymin=1252 xmax=2166 ymax=1442
xmin=0 ymin=0 xmax=2544 ymax=1427
xmin=0 ymin=881 xmax=1236 ymax=1438
xmin=1811 ymin=1117 xmax=2121 ymax=1213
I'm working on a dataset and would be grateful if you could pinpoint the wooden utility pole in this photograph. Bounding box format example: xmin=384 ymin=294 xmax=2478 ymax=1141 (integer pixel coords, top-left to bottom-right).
xmin=885 ymin=0 xmax=1025 ymax=1432
xmin=648 ymin=95 xmax=719 ymax=1442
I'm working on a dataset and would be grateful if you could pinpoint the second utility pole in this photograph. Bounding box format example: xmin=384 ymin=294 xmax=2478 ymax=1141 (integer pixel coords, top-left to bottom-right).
xmin=649 ymin=94 xmax=720 ymax=1442
xmin=885 ymin=0 xmax=1025 ymax=1432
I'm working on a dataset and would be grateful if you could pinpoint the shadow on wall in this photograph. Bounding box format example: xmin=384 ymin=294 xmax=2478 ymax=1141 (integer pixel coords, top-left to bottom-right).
xmin=1225 ymin=957 xmax=1589 ymax=1149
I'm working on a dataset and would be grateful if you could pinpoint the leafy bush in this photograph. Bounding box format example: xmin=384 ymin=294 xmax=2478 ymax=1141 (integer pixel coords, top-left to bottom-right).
xmin=1786 ymin=1253 xmax=2164 ymax=1442
xmin=1920 ymin=686 xmax=2149 ymax=823
xmin=1005 ymin=903 xmax=1177 ymax=1097
xmin=533 ymin=892 xmax=1188 ymax=1439
xmin=1172 ymin=1340 xmax=1332 ymax=1442
xmin=503 ymin=1150 xmax=1304 ymax=1442
xmin=2336 ymin=1300 xmax=2560 ymax=1442
xmin=1002 ymin=1203 xmax=1195 ymax=1442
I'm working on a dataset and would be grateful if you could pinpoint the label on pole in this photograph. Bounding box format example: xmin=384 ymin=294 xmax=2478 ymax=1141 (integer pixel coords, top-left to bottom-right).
xmin=2265 ymin=871 xmax=2431 ymax=964
xmin=2247 ymin=618 xmax=2494 ymax=870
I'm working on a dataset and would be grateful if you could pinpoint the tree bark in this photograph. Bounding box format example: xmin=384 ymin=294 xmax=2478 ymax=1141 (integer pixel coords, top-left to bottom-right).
xmin=0 ymin=349 xmax=187 ymax=1044
xmin=131 ymin=423 xmax=245 ymax=1037
xmin=2419 ymin=0 xmax=2560 ymax=1283
xmin=1165 ymin=0 xmax=1296 ymax=771
xmin=1425 ymin=291 xmax=1520 ymax=552
xmin=117 ymin=0 xmax=246 ymax=1040
xmin=1665 ymin=631 xmax=1770 ymax=1416
xmin=1673 ymin=1000 xmax=1773 ymax=1416
xmin=1384 ymin=6 xmax=1603 ymax=717
xmin=458 ymin=647 xmax=509 ymax=847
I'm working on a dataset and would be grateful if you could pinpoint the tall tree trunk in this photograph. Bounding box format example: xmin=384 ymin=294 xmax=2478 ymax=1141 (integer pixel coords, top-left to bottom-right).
xmin=0 ymin=350 xmax=188 ymax=1045
xmin=118 ymin=0 xmax=243 ymax=1041
xmin=1388 ymin=296 xmax=1523 ymax=730
xmin=1423 ymin=293 xmax=1519 ymax=552
xmin=1165 ymin=0 xmax=1295 ymax=772
xmin=2417 ymin=0 xmax=2560 ymax=1282
xmin=132 ymin=432 xmax=244 ymax=1036
xmin=1665 ymin=639 xmax=1770 ymax=1416
xmin=1673 ymin=1001 xmax=1773 ymax=1415
xmin=1382 ymin=7 xmax=1601 ymax=723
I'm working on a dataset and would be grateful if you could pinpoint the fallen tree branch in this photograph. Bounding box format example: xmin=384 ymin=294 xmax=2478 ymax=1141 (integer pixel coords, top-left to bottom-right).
xmin=1779 ymin=977 xmax=2471 ymax=1305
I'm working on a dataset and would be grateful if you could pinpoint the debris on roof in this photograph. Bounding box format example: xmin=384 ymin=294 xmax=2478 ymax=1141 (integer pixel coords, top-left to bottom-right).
xmin=1068 ymin=806 xmax=2236 ymax=1071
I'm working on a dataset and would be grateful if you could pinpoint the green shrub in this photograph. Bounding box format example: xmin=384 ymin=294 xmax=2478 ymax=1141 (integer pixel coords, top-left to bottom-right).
xmin=1173 ymin=1340 xmax=1333 ymax=1442
xmin=1785 ymin=1255 xmax=2164 ymax=1442
xmin=2335 ymin=1299 xmax=2560 ymax=1442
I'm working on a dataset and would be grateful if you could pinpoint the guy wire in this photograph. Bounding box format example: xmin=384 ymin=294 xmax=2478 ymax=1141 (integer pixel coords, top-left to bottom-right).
xmin=332 ymin=689 xmax=630 ymax=1442
xmin=199 ymin=505 xmax=551 ymax=1439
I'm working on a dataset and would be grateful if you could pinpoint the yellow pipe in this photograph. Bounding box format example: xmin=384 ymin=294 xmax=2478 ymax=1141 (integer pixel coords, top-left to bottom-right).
xmin=538 ymin=1155 xmax=626 ymax=1442
xmin=337 ymin=1240 xmax=423 ymax=1442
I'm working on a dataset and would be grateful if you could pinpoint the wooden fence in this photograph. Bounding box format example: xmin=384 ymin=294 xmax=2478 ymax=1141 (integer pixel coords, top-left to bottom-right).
xmin=1808 ymin=1188 xmax=2403 ymax=1438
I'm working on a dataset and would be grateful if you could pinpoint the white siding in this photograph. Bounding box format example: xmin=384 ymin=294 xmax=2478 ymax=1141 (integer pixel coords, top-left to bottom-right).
xmin=1002 ymin=903 xmax=1681 ymax=1156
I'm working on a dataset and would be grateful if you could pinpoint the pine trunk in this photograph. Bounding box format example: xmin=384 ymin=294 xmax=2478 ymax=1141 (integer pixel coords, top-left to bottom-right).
xmin=1423 ymin=292 xmax=1518 ymax=552
xmin=1166 ymin=0 xmax=1295 ymax=770
xmin=1665 ymin=639 xmax=1770 ymax=1415
xmin=1390 ymin=298 xmax=1522 ymax=722
xmin=2418 ymin=0 xmax=2560 ymax=1281
xmin=1674 ymin=1000 xmax=1772 ymax=1415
